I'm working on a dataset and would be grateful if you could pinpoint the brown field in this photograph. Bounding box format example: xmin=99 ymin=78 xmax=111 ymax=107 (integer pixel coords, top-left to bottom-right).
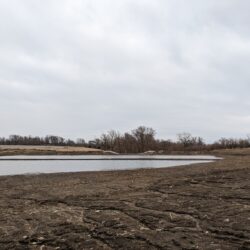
xmin=0 ymin=149 xmax=249 ymax=249
xmin=0 ymin=145 xmax=103 ymax=156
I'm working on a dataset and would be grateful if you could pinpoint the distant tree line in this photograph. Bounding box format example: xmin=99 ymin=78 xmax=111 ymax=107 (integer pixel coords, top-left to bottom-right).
xmin=87 ymin=127 xmax=250 ymax=153
xmin=0 ymin=126 xmax=250 ymax=153
xmin=0 ymin=135 xmax=86 ymax=147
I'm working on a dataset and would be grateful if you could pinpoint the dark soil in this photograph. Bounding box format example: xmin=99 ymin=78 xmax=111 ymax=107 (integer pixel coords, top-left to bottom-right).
xmin=0 ymin=155 xmax=249 ymax=249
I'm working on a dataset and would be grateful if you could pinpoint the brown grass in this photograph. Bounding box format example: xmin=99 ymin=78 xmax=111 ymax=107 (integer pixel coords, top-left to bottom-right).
xmin=0 ymin=145 xmax=103 ymax=156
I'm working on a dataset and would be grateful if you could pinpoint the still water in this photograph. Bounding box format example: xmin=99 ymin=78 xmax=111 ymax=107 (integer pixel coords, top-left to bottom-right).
xmin=0 ymin=155 xmax=219 ymax=176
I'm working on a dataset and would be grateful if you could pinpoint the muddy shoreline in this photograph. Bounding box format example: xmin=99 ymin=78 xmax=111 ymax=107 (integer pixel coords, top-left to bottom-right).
xmin=0 ymin=154 xmax=250 ymax=249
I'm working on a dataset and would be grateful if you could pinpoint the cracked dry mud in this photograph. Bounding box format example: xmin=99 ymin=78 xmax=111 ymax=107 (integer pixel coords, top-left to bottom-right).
xmin=0 ymin=155 xmax=250 ymax=249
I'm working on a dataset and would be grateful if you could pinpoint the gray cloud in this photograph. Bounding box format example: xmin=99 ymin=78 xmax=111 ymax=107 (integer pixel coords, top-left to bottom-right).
xmin=0 ymin=0 xmax=250 ymax=142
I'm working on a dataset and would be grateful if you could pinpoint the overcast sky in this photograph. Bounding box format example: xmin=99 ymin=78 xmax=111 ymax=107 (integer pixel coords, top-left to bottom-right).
xmin=0 ymin=0 xmax=250 ymax=142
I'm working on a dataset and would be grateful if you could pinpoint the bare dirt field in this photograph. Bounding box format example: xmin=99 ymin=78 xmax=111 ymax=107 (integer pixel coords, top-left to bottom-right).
xmin=0 ymin=150 xmax=249 ymax=249
xmin=0 ymin=145 xmax=102 ymax=156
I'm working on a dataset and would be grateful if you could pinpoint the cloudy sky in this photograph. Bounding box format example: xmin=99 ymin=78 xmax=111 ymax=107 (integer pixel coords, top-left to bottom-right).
xmin=0 ymin=0 xmax=250 ymax=142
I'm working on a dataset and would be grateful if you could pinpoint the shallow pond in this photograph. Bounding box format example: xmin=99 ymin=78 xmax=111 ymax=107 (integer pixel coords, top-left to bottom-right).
xmin=0 ymin=155 xmax=219 ymax=176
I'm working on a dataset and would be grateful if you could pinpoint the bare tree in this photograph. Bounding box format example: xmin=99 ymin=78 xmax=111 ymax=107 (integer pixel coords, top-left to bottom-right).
xmin=132 ymin=126 xmax=156 ymax=152
xmin=177 ymin=133 xmax=193 ymax=147
xmin=177 ymin=133 xmax=205 ymax=149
